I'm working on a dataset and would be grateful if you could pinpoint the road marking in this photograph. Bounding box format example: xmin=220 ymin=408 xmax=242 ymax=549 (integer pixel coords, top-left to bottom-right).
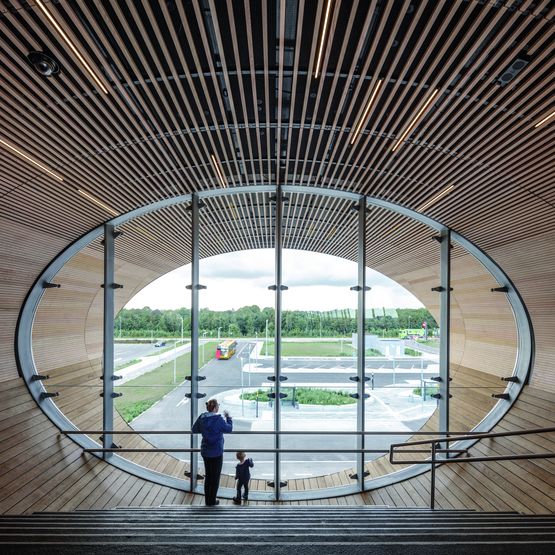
xmin=114 ymin=358 xmax=122 ymax=362
xmin=176 ymin=397 xmax=189 ymax=407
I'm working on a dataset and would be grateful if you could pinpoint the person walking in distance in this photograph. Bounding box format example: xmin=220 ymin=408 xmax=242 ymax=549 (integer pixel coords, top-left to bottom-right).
xmin=192 ymin=398 xmax=232 ymax=506
xmin=233 ymin=451 xmax=254 ymax=504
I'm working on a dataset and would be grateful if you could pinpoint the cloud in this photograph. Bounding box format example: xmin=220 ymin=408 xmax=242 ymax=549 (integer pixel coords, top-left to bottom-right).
xmin=125 ymin=249 xmax=423 ymax=311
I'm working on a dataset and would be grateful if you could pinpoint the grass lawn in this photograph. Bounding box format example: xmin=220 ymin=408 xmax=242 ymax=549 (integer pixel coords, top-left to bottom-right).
xmin=115 ymin=341 xmax=218 ymax=423
xmin=263 ymin=340 xmax=356 ymax=357
xmin=416 ymin=339 xmax=440 ymax=347
xmin=240 ymin=387 xmax=356 ymax=405
xmin=263 ymin=341 xmax=383 ymax=357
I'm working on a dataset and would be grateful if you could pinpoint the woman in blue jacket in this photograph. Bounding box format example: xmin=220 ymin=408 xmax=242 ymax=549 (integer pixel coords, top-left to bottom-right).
xmin=192 ymin=398 xmax=233 ymax=505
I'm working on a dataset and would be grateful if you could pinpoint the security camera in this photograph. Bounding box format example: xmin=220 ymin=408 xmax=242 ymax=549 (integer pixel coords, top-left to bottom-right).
xmin=27 ymin=51 xmax=60 ymax=77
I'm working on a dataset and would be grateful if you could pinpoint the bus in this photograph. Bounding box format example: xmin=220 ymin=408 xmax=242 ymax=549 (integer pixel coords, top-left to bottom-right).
xmin=215 ymin=339 xmax=237 ymax=360
xmin=398 ymin=328 xmax=426 ymax=339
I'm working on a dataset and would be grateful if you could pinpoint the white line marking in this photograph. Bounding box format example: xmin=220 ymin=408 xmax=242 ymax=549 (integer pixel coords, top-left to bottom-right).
xmin=176 ymin=398 xmax=189 ymax=407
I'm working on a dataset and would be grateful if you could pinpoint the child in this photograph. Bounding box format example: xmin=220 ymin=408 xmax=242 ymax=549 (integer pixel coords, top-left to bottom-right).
xmin=233 ymin=451 xmax=254 ymax=504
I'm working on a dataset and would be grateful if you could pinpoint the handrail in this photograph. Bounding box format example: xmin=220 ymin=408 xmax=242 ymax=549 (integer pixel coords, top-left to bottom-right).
xmin=389 ymin=426 xmax=555 ymax=509
xmin=61 ymin=429 xmax=481 ymax=435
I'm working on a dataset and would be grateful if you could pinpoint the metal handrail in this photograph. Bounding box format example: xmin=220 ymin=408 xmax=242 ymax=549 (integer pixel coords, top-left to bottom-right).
xmin=61 ymin=429 xmax=480 ymax=435
xmin=389 ymin=425 xmax=555 ymax=509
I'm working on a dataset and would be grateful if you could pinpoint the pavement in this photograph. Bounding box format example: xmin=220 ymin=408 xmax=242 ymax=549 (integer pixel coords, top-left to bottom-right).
xmin=127 ymin=340 xmax=438 ymax=479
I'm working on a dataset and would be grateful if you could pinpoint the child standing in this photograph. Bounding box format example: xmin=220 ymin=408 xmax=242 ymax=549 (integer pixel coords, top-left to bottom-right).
xmin=233 ymin=451 xmax=254 ymax=504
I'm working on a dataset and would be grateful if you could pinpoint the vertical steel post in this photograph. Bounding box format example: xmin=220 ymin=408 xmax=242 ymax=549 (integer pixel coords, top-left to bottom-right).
xmin=274 ymin=185 xmax=283 ymax=501
xmin=102 ymin=223 xmax=115 ymax=459
xmin=356 ymin=200 xmax=367 ymax=491
xmin=439 ymin=228 xmax=451 ymax=446
xmin=190 ymin=193 xmax=200 ymax=492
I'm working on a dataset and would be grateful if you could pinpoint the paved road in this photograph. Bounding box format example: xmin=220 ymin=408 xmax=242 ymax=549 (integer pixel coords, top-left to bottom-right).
xmin=114 ymin=343 xmax=166 ymax=365
xmin=131 ymin=341 xmax=437 ymax=479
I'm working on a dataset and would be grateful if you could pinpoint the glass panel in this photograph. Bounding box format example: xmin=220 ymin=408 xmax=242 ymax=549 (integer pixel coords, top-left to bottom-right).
xmin=449 ymin=242 xmax=517 ymax=433
xmin=113 ymin=206 xmax=192 ymax=479
xmin=280 ymin=194 xmax=359 ymax=486
xmin=364 ymin=208 xmax=441 ymax=474
xmin=197 ymin=193 xmax=275 ymax=494
xmin=33 ymin=235 xmax=105 ymax=436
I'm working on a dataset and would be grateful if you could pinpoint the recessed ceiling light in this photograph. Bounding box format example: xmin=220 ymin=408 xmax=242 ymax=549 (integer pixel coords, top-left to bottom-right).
xmin=391 ymin=89 xmax=439 ymax=152
xmin=27 ymin=51 xmax=61 ymax=77
xmin=0 ymin=138 xmax=64 ymax=181
xmin=35 ymin=0 xmax=109 ymax=95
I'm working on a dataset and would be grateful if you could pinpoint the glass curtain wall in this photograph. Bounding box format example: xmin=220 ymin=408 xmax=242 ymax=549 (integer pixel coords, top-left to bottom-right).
xmin=363 ymin=208 xmax=442 ymax=476
xmin=197 ymin=192 xmax=275 ymax=496
xmin=113 ymin=206 xmax=192 ymax=480
xmin=280 ymin=194 xmax=359 ymax=489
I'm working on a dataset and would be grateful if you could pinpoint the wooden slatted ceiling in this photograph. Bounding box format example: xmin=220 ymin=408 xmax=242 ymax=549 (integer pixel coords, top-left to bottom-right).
xmin=0 ymin=0 xmax=552 ymax=263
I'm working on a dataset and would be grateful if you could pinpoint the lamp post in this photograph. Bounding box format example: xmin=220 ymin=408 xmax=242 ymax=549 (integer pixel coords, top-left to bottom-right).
xmin=201 ymin=331 xmax=207 ymax=365
xmin=173 ymin=315 xmax=184 ymax=384
xmin=265 ymin=319 xmax=269 ymax=356
xmin=217 ymin=326 xmax=222 ymax=341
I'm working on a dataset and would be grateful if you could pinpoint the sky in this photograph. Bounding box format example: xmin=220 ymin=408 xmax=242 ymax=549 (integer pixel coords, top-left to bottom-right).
xmin=125 ymin=249 xmax=423 ymax=311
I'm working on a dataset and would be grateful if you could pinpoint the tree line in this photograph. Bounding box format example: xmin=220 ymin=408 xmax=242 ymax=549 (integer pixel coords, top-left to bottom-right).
xmin=115 ymin=306 xmax=438 ymax=338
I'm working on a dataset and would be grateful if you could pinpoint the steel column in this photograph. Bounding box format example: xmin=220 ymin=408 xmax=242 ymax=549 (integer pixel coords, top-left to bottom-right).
xmin=274 ymin=186 xmax=284 ymax=500
xmin=102 ymin=223 xmax=116 ymax=459
xmin=356 ymin=200 xmax=367 ymax=490
xmin=438 ymin=228 xmax=451 ymax=444
xmin=190 ymin=193 xmax=200 ymax=491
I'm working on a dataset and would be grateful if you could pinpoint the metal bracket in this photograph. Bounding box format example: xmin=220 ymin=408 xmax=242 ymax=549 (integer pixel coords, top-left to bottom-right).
xmin=349 ymin=470 xmax=370 ymax=480
xmin=268 ymin=285 xmax=289 ymax=291
xmin=31 ymin=374 xmax=49 ymax=381
xmin=101 ymin=283 xmax=124 ymax=289
xmin=100 ymin=392 xmax=123 ymax=398
xmin=185 ymin=201 xmax=206 ymax=210
xmin=430 ymin=376 xmax=442 ymax=382
xmin=501 ymin=376 xmax=519 ymax=383
xmin=492 ymin=393 xmax=511 ymax=400
xmin=267 ymin=392 xmax=288 ymax=399
xmin=185 ymin=393 xmax=206 ymax=399
xmin=350 ymin=393 xmax=370 ymax=399
xmin=267 ymin=375 xmax=288 ymax=382
xmin=269 ymin=194 xmax=289 ymax=203
xmin=184 ymin=470 xmax=204 ymax=480
xmin=43 ymin=282 xmax=61 ymax=289
xmin=266 ymin=480 xmax=288 ymax=488
xmin=100 ymin=231 xmax=123 ymax=245
xmin=39 ymin=392 xmax=59 ymax=399
xmin=491 ymin=286 xmax=509 ymax=293
xmin=99 ymin=375 xmax=122 ymax=381
xmin=431 ymin=286 xmax=453 ymax=292
xmin=186 ymin=284 xmax=207 ymax=290
xmin=185 ymin=375 xmax=206 ymax=381
xmin=349 ymin=376 xmax=370 ymax=382
xmin=349 ymin=285 xmax=371 ymax=292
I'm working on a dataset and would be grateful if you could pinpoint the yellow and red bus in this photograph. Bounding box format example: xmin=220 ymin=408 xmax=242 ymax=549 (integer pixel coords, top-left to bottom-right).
xmin=215 ymin=339 xmax=237 ymax=360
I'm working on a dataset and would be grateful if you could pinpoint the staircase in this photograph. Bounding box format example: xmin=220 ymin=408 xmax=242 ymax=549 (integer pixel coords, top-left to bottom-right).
xmin=0 ymin=506 xmax=554 ymax=554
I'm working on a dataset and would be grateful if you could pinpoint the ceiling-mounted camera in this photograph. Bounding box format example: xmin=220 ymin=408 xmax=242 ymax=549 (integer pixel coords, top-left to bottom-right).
xmin=26 ymin=51 xmax=61 ymax=77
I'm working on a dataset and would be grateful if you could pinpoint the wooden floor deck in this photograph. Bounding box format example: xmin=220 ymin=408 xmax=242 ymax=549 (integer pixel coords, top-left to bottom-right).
xmin=1 ymin=376 xmax=553 ymax=514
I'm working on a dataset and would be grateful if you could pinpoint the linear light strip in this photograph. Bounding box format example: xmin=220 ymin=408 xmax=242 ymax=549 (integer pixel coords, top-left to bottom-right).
xmin=391 ymin=89 xmax=439 ymax=152
xmin=0 ymin=138 xmax=64 ymax=181
xmin=211 ymin=154 xmax=227 ymax=188
xmin=314 ymin=0 xmax=333 ymax=79
xmin=35 ymin=0 xmax=109 ymax=95
xmin=350 ymin=79 xmax=383 ymax=145
xmin=417 ymin=185 xmax=455 ymax=212
xmin=534 ymin=110 xmax=555 ymax=128
xmin=78 ymin=188 xmax=120 ymax=216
